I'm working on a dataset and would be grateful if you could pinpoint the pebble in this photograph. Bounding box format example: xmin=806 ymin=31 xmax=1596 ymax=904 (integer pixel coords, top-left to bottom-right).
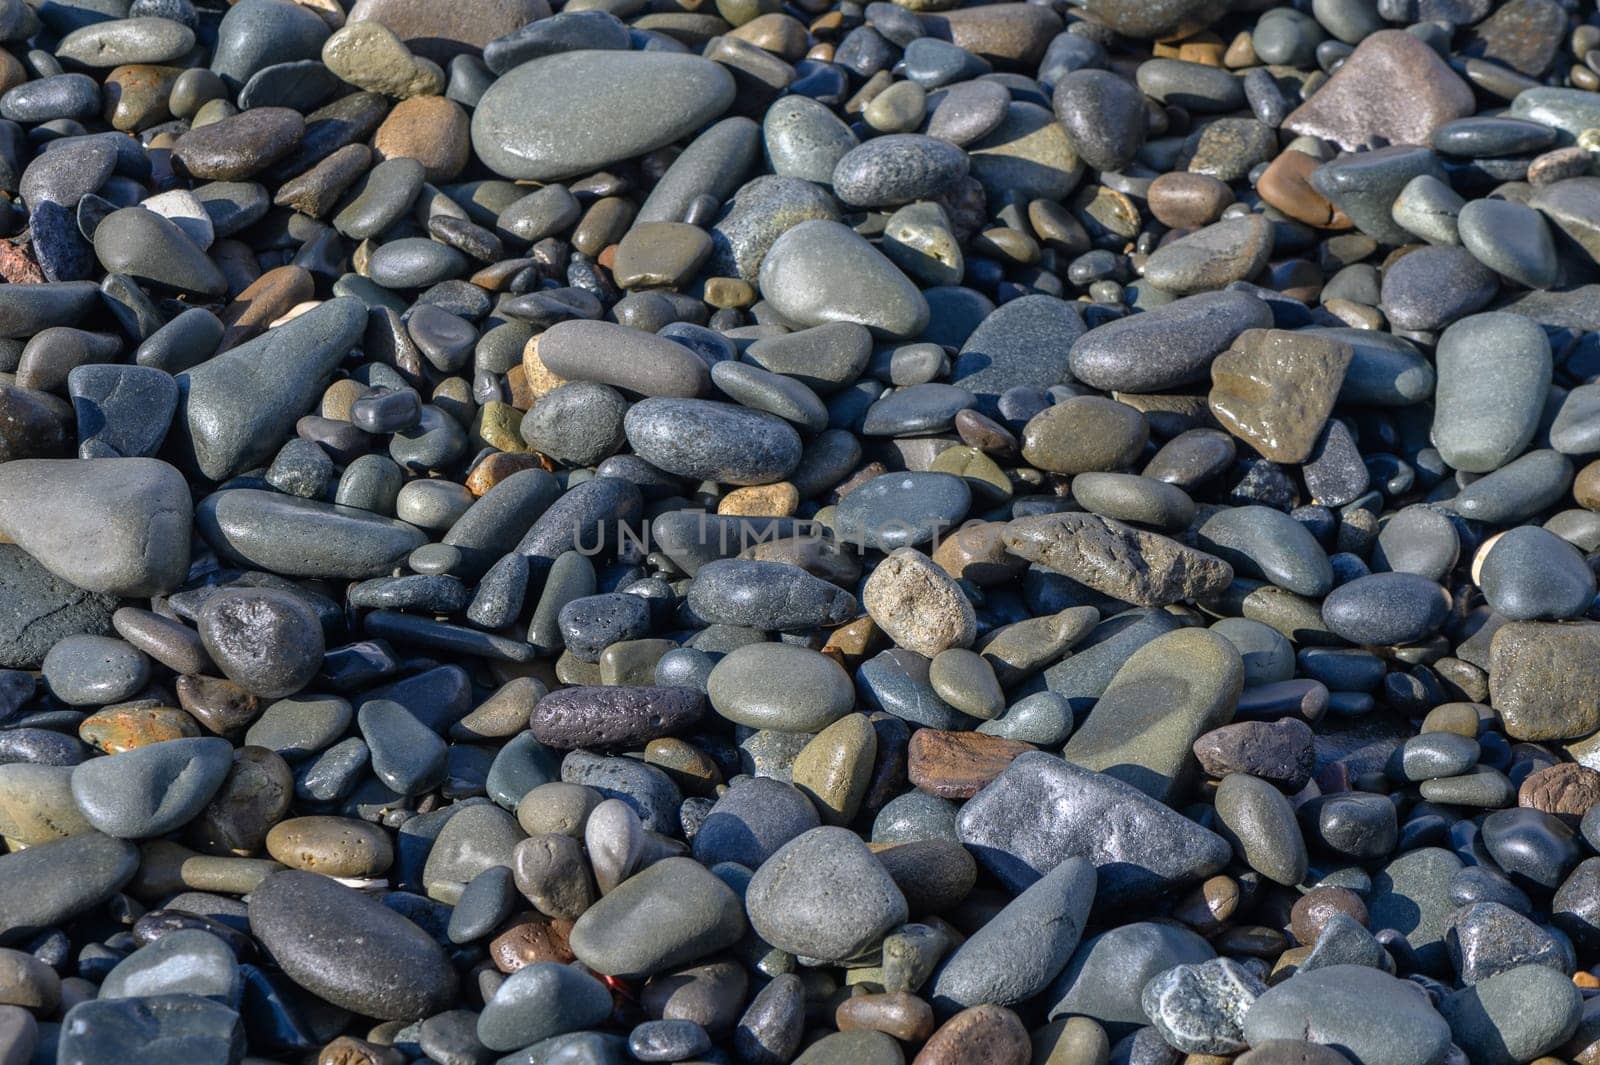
xmin=0 ymin=3 xmax=1587 ymax=1061
xmin=745 ymin=826 xmax=908 ymax=962
xmin=472 ymin=51 xmax=735 ymax=180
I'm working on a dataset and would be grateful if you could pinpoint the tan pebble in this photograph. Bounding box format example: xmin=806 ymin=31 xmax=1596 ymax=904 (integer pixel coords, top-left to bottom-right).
xmin=718 ymin=482 xmax=799 ymax=516
xmin=862 ymin=547 xmax=977 ymax=658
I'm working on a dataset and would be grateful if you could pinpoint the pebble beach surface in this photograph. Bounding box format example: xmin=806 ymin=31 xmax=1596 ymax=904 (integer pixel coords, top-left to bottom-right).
xmin=5 ymin=0 xmax=1600 ymax=1064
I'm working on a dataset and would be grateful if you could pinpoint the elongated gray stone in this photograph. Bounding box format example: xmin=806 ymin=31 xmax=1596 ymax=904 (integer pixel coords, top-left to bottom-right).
xmin=471 ymin=51 xmax=737 ymax=181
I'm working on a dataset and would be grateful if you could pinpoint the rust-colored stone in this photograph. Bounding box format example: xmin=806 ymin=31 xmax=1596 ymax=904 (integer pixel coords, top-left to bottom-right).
xmin=1256 ymin=150 xmax=1350 ymax=230
xmin=914 ymin=1004 xmax=1030 ymax=1065
xmin=1520 ymin=763 xmax=1600 ymax=825
xmin=219 ymin=265 xmax=315 ymax=350
xmin=489 ymin=912 xmax=576 ymax=972
xmin=79 ymin=705 xmax=202 ymax=753
xmin=906 ymin=729 xmax=1032 ymax=799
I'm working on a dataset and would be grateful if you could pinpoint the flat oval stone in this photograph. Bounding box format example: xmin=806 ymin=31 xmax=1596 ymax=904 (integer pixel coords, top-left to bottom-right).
xmin=1047 ymin=920 xmax=1216 ymax=1028
xmin=624 ymin=398 xmax=801 ymax=486
xmin=569 ymin=857 xmax=745 ymax=977
xmin=1432 ymin=312 xmax=1550 ymax=474
xmin=1021 ymin=396 xmax=1148 ymax=474
xmin=693 ymin=776 xmax=820 ymax=868
xmin=951 ymin=294 xmax=1087 ymax=408
xmin=0 ymin=832 xmax=139 ymax=942
xmin=1243 ymin=966 xmax=1452 ymax=1065
xmin=248 ymin=869 xmax=457 ymax=1020
xmin=831 ymin=134 xmax=968 ymax=209
xmin=477 ymin=962 xmax=612 ymax=1052
xmin=758 ymin=219 xmax=929 ymax=339
xmin=197 ymin=490 xmax=427 ymax=579
xmin=835 ymin=472 xmax=972 ymax=551
xmin=471 ymin=50 xmax=736 ymax=180
xmin=745 ymin=826 xmax=908 ymax=962
xmin=98 ymin=928 xmax=240 ymax=1002
xmin=1478 ymin=525 xmax=1596 ymax=621
xmin=1380 ymin=245 xmax=1499 ymax=333
xmin=1064 ymin=627 xmax=1243 ymax=803
xmin=41 ymin=634 xmax=149 ymax=706
xmin=687 ymin=558 xmax=856 ymax=629
xmin=932 ymin=856 xmax=1095 ymax=1012
xmin=1321 ymin=572 xmax=1451 ymax=647
xmin=538 ymin=319 xmax=710 ymax=398
xmin=1142 ymin=214 xmax=1273 ymax=296
xmin=708 ymin=643 xmax=854 ymax=732
xmin=1069 ymin=290 xmax=1272 ymax=394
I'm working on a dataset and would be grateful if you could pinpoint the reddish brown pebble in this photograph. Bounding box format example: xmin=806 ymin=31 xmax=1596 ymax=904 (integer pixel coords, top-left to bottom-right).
xmin=1520 ymin=762 xmax=1600 ymax=824
xmin=1147 ymin=172 xmax=1235 ymax=229
xmin=907 ymin=729 xmax=1033 ymax=799
xmin=1256 ymin=150 xmax=1350 ymax=229
xmin=836 ymin=991 xmax=937 ymax=1042
xmin=489 ymin=912 xmax=576 ymax=972
xmin=914 ymin=1004 xmax=1030 ymax=1065
xmin=1289 ymin=885 xmax=1368 ymax=946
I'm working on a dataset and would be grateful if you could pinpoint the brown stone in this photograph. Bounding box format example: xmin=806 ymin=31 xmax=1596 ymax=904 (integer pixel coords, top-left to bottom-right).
xmin=489 ymin=912 xmax=576 ymax=972
xmin=373 ymin=96 xmax=470 ymax=183
xmin=79 ymin=705 xmax=201 ymax=753
xmin=1490 ymin=622 xmax=1600 ymax=741
xmin=1172 ymin=875 xmax=1240 ymax=935
xmin=266 ymin=815 xmax=394 ymax=877
xmin=919 ymin=5 xmax=1059 ymax=66
xmin=176 ymin=674 xmax=263 ymax=736
xmin=518 ymin=334 xmax=568 ymax=403
xmin=347 ymin=0 xmax=552 ymax=62
xmin=1283 ymin=30 xmax=1474 ymax=152
xmin=1577 ymin=460 xmax=1600 ymax=511
xmin=0 ymin=240 xmax=45 ymax=285
xmin=572 ymin=197 xmax=635 ymax=258
xmin=913 ymin=1004 xmax=1030 ymax=1065
xmin=906 ymin=729 xmax=1032 ymax=799
xmin=1192 ymin=718 xmax=1316 ymax=792
xmin=319 ymin=1036 xmax=406 ymax=1065
xmin=1289 ymin=885 xmax=1368 ymax=946
xmin=1002 ymin=512 xmax=1234 ymax=608
xmin=467 ymin=451 xmax=554 ymax=495
xmin=1256 ymin=150 xmax=1349 ymax=229
xmin=1147 ymin=171 xmax=1234 ymax=230
xmin=1520 ymin=763 xmax=1600 ymax=824
xmin=102 ymin=65 xmax=180 ymax=131
xmin=822 ymin=615 xmax=884 ymax=669
xmin=1528 ymin=146 xmax=1592 ymax=187
xmin=220 ymin=266 xmax=315 ymax=350
xmin=1208 ymin=328 xmax=1353 ymax=463
xmin=1463 ymin=0 xmax=1564 ymax=76
xmin=728 ymin=13 xmax=810 ymax=60
xmin=320 ymin=378 xmax=366 ymax=421
xmin=932 ymin=521 xmax=1027 ymax=586
xmin=836 ymin=991 xmax=937 ymax=1042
